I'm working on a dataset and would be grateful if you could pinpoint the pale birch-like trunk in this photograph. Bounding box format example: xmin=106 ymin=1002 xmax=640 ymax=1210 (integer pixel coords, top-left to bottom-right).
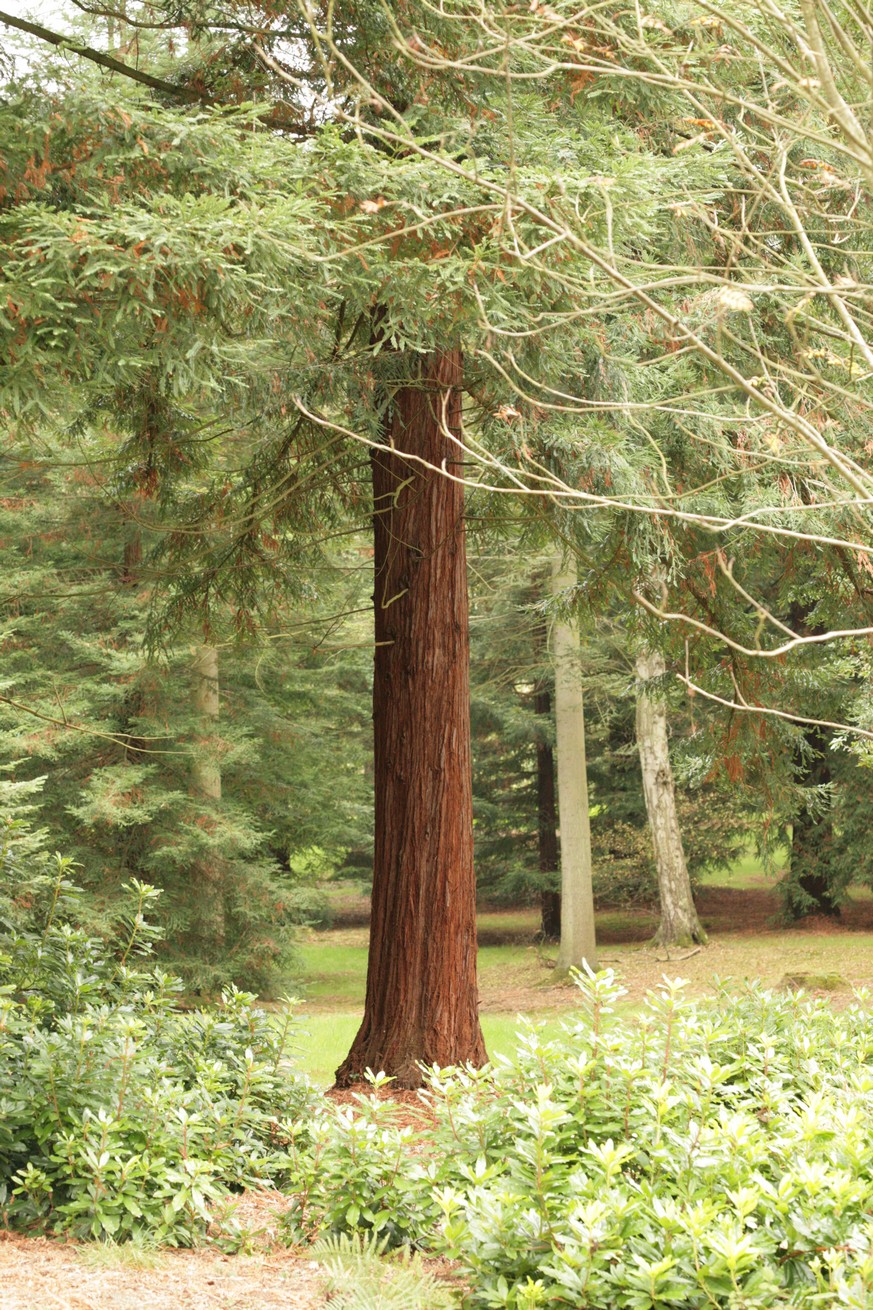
xmin=635 ymin=649 xmax=707 ymax=948
xmin=550 ymin=556 xmax=597 ymax=975
xmin=191 ymin=643 xmax=225 ymax=949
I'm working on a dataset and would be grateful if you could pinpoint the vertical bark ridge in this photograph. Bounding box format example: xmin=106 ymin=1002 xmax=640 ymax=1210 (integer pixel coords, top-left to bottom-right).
xmin=335 ymin=348 xmax=486 ymax=1089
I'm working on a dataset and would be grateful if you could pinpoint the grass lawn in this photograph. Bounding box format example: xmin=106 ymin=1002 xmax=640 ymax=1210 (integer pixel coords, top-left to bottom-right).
xmin=293 ymin=936 xmax=578 ymax=1084
xmin=292 ymin=1008 xmax=571 ymax=1087
xmin=291 ymin=847 xmax=873 ymax=1085
xmin=296 ymin=938 xmax=558 ymax=1007
xmin=296 ymin=941 xmax=368 ymax=1007
xmin=697 ymin=845 xmax=787 ymax=888
xmin=293 ymin=923 xmax=873 ymax=1085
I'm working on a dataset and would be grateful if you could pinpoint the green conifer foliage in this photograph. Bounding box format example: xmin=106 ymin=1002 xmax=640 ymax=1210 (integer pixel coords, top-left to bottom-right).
xmin=0 ymin=448 xmax=372 ymax=991
xmin=4 ymin=0 xmax=873 ymax=1038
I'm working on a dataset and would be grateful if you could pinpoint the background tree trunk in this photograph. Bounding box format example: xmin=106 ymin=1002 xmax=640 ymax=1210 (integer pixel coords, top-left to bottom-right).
xmin=635 ymin=648 xmax=706 ymax=947
xmin=119 ymin=526 xmax=149 ymax=763
xmin=534 ymin=686 xmax=561 ymax=939
xmin=191 ymin=643 xmax=225 ymax=951
xmin=335 ymin=349 xmax=486 ymax=1089
xmin=550 ymin=556 xmax=597 ymax=975
xmin=782 ymin=604 xmax=840 ymax=918
xmin=121 ymin=528 xmax=142 ymax=587
xmin=784 ymin=727 xmax=839 ymax=918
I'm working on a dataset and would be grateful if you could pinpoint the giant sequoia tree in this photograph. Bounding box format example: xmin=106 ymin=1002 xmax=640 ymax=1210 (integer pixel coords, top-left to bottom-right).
xmin=0 ymin=8 xmax=496 ymax=1081
xmin=7 ymin=0 xmax=873 ymax=1074
xmin=336 ymin=349 xmax=486 ymax=1083
xmin=1 ymin=0 xmax=713 ymax=1080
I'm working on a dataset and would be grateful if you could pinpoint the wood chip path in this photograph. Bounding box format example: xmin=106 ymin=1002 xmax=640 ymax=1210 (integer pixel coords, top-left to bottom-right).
xmin=0 ymin=1233 xmax=327 ymax=1310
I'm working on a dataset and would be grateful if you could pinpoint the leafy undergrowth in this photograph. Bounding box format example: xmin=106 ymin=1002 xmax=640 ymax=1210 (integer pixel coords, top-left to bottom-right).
xmin=0 ymin=849 xmax=318 ymax=1245
xmin=313 ymin=1231 xmax=458 ymax=1309
xmin=7 ymin=821 xmax=873 ymax=1307
xmin=285 ymin=972 xmax=873 ymax=1309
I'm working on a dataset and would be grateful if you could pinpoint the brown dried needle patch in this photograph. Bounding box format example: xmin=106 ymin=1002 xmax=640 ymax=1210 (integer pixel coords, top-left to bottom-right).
xmin=0 ymin=1232 xmax=327 ymax=1310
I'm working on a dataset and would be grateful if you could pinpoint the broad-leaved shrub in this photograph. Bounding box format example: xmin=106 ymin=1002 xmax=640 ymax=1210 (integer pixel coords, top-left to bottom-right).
xmin=283 ymin=971 xmax=873 ymax=1308
xmin=429 ymin=971 xmax=873 ymax=1307
xmin=0 ymin=817 xmax=316 ymax=1244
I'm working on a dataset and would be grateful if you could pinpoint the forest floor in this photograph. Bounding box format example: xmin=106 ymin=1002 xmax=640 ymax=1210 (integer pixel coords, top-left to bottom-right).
xmin=0 ymin=1238 xmax=322 ymax=1310
xmin=7 ymin=866 xmax=873 ymax=1307
xmin=0 ymin=1192 xmax=327 ymax=1310
xmin=0 ymin=1190 xmax=463 ymax=1310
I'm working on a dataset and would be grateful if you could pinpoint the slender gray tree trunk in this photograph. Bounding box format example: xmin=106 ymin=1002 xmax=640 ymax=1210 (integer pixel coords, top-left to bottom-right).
xmin=635 ymin=648 xmax=707 ymax=948
xmin=550 ymin=556 xmax=597 ymax=975
xmin=191 ymin=643 xmax=225 ymax=949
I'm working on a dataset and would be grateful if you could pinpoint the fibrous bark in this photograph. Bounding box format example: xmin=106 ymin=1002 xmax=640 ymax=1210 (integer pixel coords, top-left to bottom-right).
xmin=550 ymin=556 xmax=597 ymax=976
xmin=335 ymin=349 xmax=486 ymax=1088
xmin=121 ymin=529 xmax=142 ymax=587
xmin=635 ymin=648 xmax=706 ymax=947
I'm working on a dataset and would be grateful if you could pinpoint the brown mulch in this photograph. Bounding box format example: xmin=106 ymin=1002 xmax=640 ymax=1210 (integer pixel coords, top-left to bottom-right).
xmin=325 ymin=1085 xmax=436 ymax=1129
xmin=478 ymin=886 xmax=873 ymax=944
xmin=0 ymin=1190 xmax=465 ymax=1309
xmin=0 ymin=1229 xmax=326 ymax=1310
xmin=695 ymin=884 xmax=873 ymax=935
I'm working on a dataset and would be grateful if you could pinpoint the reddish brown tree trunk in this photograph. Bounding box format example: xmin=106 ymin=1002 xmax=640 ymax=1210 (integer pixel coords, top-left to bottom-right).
xmin=335 ymin=349 xmax=486 ymax=1089
xmin=121 ymin=529 xmax=142 ymax=586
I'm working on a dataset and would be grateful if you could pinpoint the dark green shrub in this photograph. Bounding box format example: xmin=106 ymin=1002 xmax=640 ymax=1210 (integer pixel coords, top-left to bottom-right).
xmin=0 ymin=807 xmax=316 ymax=1244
